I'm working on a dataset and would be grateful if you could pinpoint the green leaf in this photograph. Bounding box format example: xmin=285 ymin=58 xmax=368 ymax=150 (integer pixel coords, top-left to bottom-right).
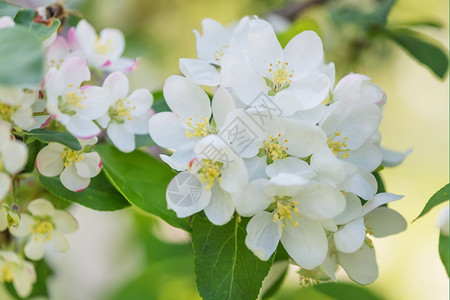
xmin=384 ymin=28 xmax=448 ymax=79
xmin=14 ymin=9 xmax=61 ymax=40
xmin=331 ymin=0 xmax=396 ymax=27
xmin=135 ymin=134 xmax=155 ymax=148
xmin=373 ymin=172 xmax=386 ymax=193
xmin=0 ymin=26 xmax=44 ymax=85
xmin=192 ymin=215 xmax=274 ymax=300
xmin=414 ymin=184 xmax=449 ymax=221
xmin=152 ymin=90 xmax=171 ymax=113
xmin=25 ymin=129 xmax=82 ymax=150
xmin=260 ymin=261 xmax=289 ymax=299
xmin=369 ymin=0 xmax=396 ymax=25
xmin=277 ymin=19 xmax=321 ymax=48
xmin=0 ymin=1 xmax=20 ymax=17
xmin=314 ymin=282 xmax=383 ymax=300
xmin=95 ymin=144 xmax=191 ymax=232
xmin=439 ymin=234 xmax=449 ymax=276
xmin=39 ymin=170 xmax=129 ymax=211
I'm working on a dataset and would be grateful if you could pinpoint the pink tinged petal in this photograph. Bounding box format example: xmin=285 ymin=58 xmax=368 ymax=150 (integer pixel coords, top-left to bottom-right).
xmin=295 ymin=182 xmax=346 ymax=220
xmin=75 ymin=20 xmax=96 ymax=56
xmin=52 ymin=210 xmax=78 ymax=233
xmin=44 ymin=67 xmax=64 ymax=101
xmin=203 ymin=184 xmax=235 ymax=226
xmin=245 ymin=211 xmax=282 ymax=261
xmin=101 ymin=60 xmax=111 ymax=67
xmin=281 ymin=216 xmax=328 ymax=270
xmin=338 ymin=243 xmax=378 ymax=285
xmin=35 ymin=144 xmax=64 ymax=177
xmin=65 ymin=115 xmax=101 ymax=139
xmin=310 ymin=146 xmax=346 ymax=185
xmin=9 ymin=213 xmax=33 ymax=237
xmin=234 ymin=179 xmax=272 ymax=217
xmin=50 ymin=231 xmax=69 ymax=252
xmin=163 ymin=75 xmax=211 ymax=122
xmin=195 ymin=18 xmax=230 ymax=64
xmin=99 ymin=28 xmax=125 ymax=60
xmin=67 ymin=27 xmax=81 ymax=51
xmin=60 ymin=56 xmax=90 ymax=88
xmin=179 ymin=58 xmax=221 ymax=86
xmin=231 ymin=63 xmax=268 ymax=105
xmin=2 ymin=141 xmax=27 ymax=174
xmin=166 ymin=171 xmax=212 ymax=218
xmin=211 ymin=87 xmax=236 ymax=129
xmin=77 ymin=86 xmax=111 ymax=119
xmin=266 ymin=157 xmax=315 ymax=179
xmin=60 ymin=165 xmax=90 ymax=192
xmin=334 ymin=193 xmax=362 ymax=225
xmin=148 ymin=112 xmax=191 ymax=149
xmin=128 ymin=89 xmax=153 ymax=117
xmin=13 ymin=266 xmax=34 ymax=298
xmin=284 ymin=30 xmax=324 ymax=77
xmin=364 ymin=207 xmax=407 ymax=237
xmin=381 ymin=147 xmax=412 ymax=167
xmin=334 ymin=217 xmax=365 ymax=253
xmin=274 ymin=72 xmax=330 ymax=114
xmin=102 ymin=71 xmax=129 ymax=99
xmin=74 ymin=152 xmax=101 ymax=178
xmin=28 ymin=198 xmax=55 ymax=216
xmin=346 ymin=142 xmax=382 ymax=172
xmin=46 ymin=36 xmax=69 ymax=65
xmin=24 ymin=239 xmax=45 ymax=261
xmin=107 ymin=122 xmax=135 ymax=153
xmin=247 ymin=19 xmax=283 ymax=78
xmin=0 ymin=172 xmax=10 ymax=200
xmin=104 ymin=57 xmax=138 ymax=73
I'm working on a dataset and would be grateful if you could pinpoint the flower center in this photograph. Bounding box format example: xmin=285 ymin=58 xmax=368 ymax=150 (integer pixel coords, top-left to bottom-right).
xmin=273 ymin=196 xmax=300 ymax=228
xmin=262 ymin=134 xmax=288 ymax=164
xmin=0 ymin=103 xmax=16 ymax=121
xmin=328 ymin=132 xmax=350 ymax=159
xmin=60 ymin=86 xmax=87 ymax=113
xmin=49 ymin=58 xmax=64 ymax=69
xmin=197 ymin=159 xmax=223 ymax=191
xmin=0 ymin=263 xmax=14 ymax=283
xmin=31 ymin=220 xmax=54 ymax=241
xmin=110 ymin=97 xmax=135 ymax=122
xmin=364 ymin=227 xmax=374 ymax=248
xmin=61 ymin=148 xmax=84 ymax=167
xmin=95 ymin=36 xmax=113 ymax=55
xmin=185 ymin=116 xmax=210 ymax=138
xmin=212 ymin=45 xmax=228 ymax=62
xmin=267 ymin=61 xmax=293 ymax=95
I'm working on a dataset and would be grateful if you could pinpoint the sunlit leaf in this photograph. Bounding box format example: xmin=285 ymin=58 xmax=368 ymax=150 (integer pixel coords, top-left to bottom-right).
xmin=414 ymin=183 xmax=449 ymax=221
xmin=439 ymin=234 xmax=449 ymax=277
xmin=25 ymin=129 xmax=82 ymax=150
xmin=192 ymin=214 xmax=274 ymax=300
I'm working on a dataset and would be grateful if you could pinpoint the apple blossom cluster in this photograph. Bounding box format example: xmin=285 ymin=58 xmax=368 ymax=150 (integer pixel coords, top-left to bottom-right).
xmin=0 ymin=13 xmax=153 ymax=297
xmin=150 ymin=17 xmax=408 ymax=285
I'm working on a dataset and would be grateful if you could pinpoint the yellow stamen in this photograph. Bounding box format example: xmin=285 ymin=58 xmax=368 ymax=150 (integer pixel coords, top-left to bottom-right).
xmin=273 ymin=196 xmax=300 ymax=228
xmin=212 ymin=45 xmax=228 ymax=61
xmin=263 ymin=134 xmax=288 ymax=162
xmin=65 ymin=91 xmax=86 ymax=109
xmin=328 ymin=132 xmax=350 ymax=158
xmin=267 ymin=61 xmax=294 ymax=94
xmin=94 ymin=36 xmax=114 ymax=55
xmin=0 ymin=103 xmax=16 ymax=121
xmin=186 ymin=116 xmax=210 ymax=138
xmin=61 ymin=148 xmax=84 ymax=167
xmin=0 ymin=264 xmax=14 ymax=283
xmin=31 ymin=220 xmax=54 ymax=241
xmin=197 ymin=159 xmax=222 ymax=191
xmin=111 ymin=97 xmax=135 ymax=122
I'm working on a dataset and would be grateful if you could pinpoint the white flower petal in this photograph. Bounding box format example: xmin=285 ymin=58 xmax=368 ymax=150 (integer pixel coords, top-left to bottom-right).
xmin=78 ymin=86 xmax=111 ymax=119
xmin=310 ymin=146 xmax=346 ymax=185
xmin=13 ymin=266 xmax=34 ymax=298
xmin=338 ymin=243 xmax=378 ymax=285
xmin=203 ymin=184 xmax=235 ymax=226
xmin=160 ymin=143 xmax=196 ymax=171
xmin=50 ymin=230 xmax=70 ymax=253
xmin=128 ymin=89 xmax=153 ymax=117
xmin=334 ymin=193 xmax=362 ymax=225
xmin=0 ymin=207 xmax=7 ymax=231
xmin=334 ymin=217 xmax=365 ymax=253
xmin=211 ymin=87 xmax=236 ymax=129
xmin=163 ymin=75 xmax=211 ymax=122
xmin=283 ymin=119 xmax=327 ymax=157
xmin=0 ymin=172 xmax=10 ymax=200
xmin=107 ymin=122 xmax=135 ymax=153
xmin=65 ymin=114 xmax=101 ymax=139
xmin=35 ymin=143 xmax=64 ymax=177
xmin=364 ymin=207 xmax=407 ymax=237
xmin=52 ymin=210 xmax=78 ymax=233
xmin=284 ymin=30 xmax=324 ymax=77
xmin=264 ymin=173 xmax=307 ymax=198
xmin=266 ymin=157 xmax=315 ymax=179
xmin=346 ymin=142 xmax=382 ymax=172
xmin=295 ymin=182 xmax=346 ymax=220
xmin=195 ymin=18 xmax=229 ymax=64
xmin=60 ymin=165 xmax=90 ymax=192
xmin=99 ymin=28 xmax=125 ymax=60
xmin=9 ymin=213 xmax=33 ymax=237
xmin=149 ymin=112 xmax=191 ymax=149
xmin=281 ymin=216 xmax=327 ymax=270
xmin=245 ymin=211 xmax=282 ymax=261
xmin=60 ymin=56 xmax=90 ymax=87
xmin=179 ymin=58 xmax=221 ymax=86
xmin=234 ymin=179 xmax=271 ymax=217
xmin=166 ymin=171 xmax=211 ymax=218
xmin=75 ymin=20 xmax=96 ymax=56
xmin=28 ymin=198 xmax=55 ymax=216
xmin=340 ymin=164 xmax=377 ymax=201
xmin=74 ymin=152 xmax=101 ymax=178
xmin=359 ymin=193 xmax=404 ymax=217
xmin=2 ymin=141 xmax=28 ymax=174
xmin=320 ymin=246 xmax=337 ymax=281
xmin=231 ymin=63 xmax=268 ymax=105
xmin=24 ymin=239 xmax=45 ymax=261
xmin=244 ymin=156 xmax=269 ymax=180
xmin=126 ymin=110 xmax=152 ymax=134
xmin=247 ymin=19 xmax=283 ymax=78
xmin=381 ymin=147 xmax=412 ymax=167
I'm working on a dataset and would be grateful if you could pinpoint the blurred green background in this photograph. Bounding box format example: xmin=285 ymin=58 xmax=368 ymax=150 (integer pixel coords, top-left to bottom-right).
xmin=42 ymin=0 xmax=449 ymax=299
